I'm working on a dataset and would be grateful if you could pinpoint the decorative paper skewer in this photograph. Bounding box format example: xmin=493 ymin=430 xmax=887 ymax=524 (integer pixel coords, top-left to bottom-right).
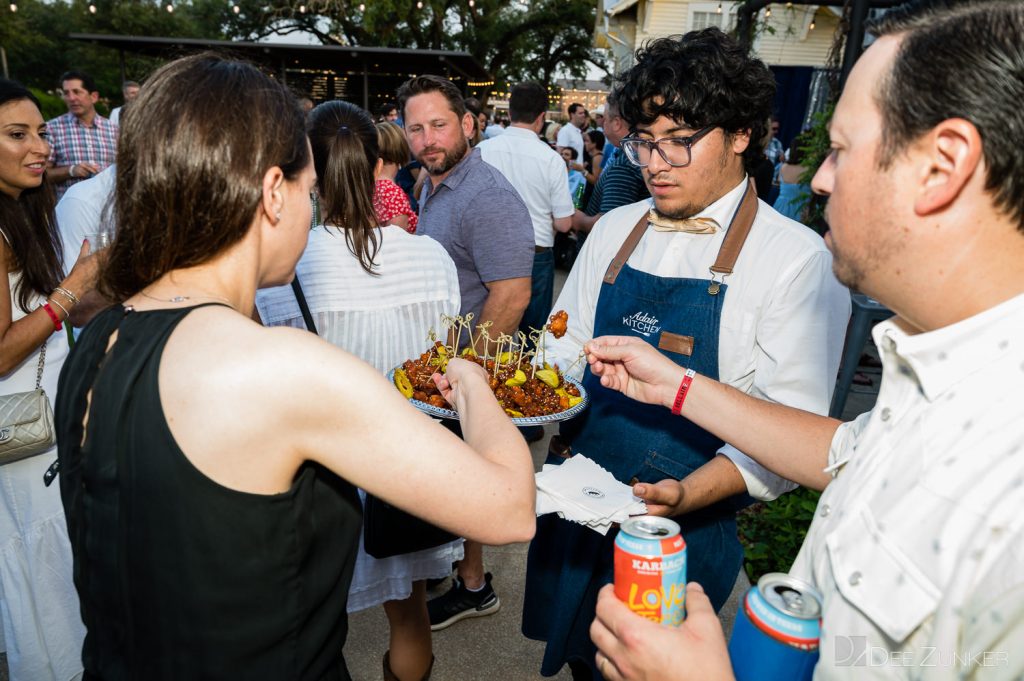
xmin=420 ymin=314 xmax=571 ymax=383
xmin=493 ymin=333 xmax=511 ymax=377
xmin=425 ymin=327 xmax=438 ymax=363
xmin=473 ymin=320 xmax=494 ymax=358
xmin=516 ymin=331 xmax=528 ymax=366
xmin=565 ymin=348 xmax=587 ymax=375
xmin=455 ymin=312 xmax=474 ymax=357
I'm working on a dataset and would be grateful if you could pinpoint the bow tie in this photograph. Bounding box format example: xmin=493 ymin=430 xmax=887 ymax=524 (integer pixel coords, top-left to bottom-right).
xmin=647 ymin=209 xmax=720 ymax=234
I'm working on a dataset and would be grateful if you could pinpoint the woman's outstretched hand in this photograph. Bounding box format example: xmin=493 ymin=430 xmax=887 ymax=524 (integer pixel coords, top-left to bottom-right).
xmin=431 ymin=357 xmax=490 ymax=411
xmin=584 ymin=336 xmax=685 ymax=409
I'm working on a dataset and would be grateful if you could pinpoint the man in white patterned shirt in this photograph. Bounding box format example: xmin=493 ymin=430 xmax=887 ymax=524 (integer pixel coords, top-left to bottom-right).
xmin=584 ymin=1 xmax=1024 ymax=679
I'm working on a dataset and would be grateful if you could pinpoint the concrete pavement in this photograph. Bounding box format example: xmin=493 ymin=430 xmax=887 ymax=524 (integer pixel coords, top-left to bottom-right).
xmin=341 ymin=424 xmax=751 ymax=681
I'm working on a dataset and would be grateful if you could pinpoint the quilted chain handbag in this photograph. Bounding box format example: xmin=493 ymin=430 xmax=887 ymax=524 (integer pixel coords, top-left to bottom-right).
xmin=0 ymin=342 xmax=56 ymax=465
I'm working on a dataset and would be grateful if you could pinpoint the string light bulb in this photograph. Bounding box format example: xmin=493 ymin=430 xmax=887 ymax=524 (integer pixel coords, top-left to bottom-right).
xmin=166 ymin=2 xmax=173 ymax=11
xmin=9 ymin=2 xmax=16 ymax=10
xmin=299 ymin=3 xmax=306 ymax=12
xmin=232 ymin=4 xmax=239 ymax=12
xmin=765 ymin=5 xmax=771 ymax=17
xmin=809 ymin=19 xmax=815 ymax=29
xmin=716 ymin=2 xmax=721 ymax=13
xmin=358 ymin=2 xmax=364 ymax=9
xmin=88 ymin=3 xmax=96 ymax=11
xmin=416 ymin=0 xmax=422 ymax=7
xmin=468 ymin=0 xmax=474 ymax=6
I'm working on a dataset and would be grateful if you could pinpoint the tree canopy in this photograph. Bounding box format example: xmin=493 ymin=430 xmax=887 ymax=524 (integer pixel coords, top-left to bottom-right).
xmin=1 ymin=0 xmax=604 ymax=106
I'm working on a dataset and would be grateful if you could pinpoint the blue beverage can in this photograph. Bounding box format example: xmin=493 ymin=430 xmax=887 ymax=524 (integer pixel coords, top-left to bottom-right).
xmin=728 ymin=572 xmax=822 ymax=681
xmin=613 ymin=517 xmax=687 ymax=626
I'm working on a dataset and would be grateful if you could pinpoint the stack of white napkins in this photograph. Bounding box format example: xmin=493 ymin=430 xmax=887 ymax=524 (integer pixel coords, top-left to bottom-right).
xmin=535 ymin=454 xmax=647 ymax=535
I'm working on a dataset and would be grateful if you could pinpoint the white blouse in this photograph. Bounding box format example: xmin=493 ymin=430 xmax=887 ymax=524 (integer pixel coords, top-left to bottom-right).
xmin=256 ymin=225 xmax=460 ymax=374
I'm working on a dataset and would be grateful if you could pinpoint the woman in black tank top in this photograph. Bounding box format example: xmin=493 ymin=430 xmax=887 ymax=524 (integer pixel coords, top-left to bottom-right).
xmin=54 ymin=55 xmax=537 ymax=681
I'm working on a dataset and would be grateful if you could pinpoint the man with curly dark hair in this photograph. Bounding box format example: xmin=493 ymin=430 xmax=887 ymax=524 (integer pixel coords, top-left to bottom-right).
xmin=523 ymin=28 xmax=850 ymax=680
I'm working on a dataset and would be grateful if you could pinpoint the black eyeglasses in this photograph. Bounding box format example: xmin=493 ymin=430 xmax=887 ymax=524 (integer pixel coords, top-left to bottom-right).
xmin=620 ymin=126 xmax=716 ymax=168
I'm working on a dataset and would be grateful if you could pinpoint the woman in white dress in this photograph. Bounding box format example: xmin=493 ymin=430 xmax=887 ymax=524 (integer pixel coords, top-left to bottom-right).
xmin=256 ymin=100 xmax=460 ymax=681
xmin=0 ymin=79 xmax=97 ymax=680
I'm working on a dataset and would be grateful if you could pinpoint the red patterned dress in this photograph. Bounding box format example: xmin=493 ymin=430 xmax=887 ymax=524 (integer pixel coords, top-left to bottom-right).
xmin=373 ymin=178 xmax=418 ymax=234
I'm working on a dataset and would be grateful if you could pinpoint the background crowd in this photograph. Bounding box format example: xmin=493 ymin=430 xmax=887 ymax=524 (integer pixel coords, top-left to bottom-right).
xmin=0 ymin=1 xmax=1021 ymax=680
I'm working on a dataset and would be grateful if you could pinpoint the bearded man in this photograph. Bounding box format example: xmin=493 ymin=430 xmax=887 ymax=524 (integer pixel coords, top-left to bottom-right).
xmin=398 ymin=74 xmax=534 ymax=627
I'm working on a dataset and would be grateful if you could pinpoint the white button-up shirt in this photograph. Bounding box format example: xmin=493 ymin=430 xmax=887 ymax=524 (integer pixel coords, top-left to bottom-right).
xmin=255 ymin=225 xmax=460 ymax=374
xmin=547 ymin=179 xmax=851 ymax=500
xmin=556 ymin=123 xmax=585 ymax=162
xmin=792 ymin=292 xmax=1024 ymax=680
xmin=478 ymin=126 xmax=575 ymax=248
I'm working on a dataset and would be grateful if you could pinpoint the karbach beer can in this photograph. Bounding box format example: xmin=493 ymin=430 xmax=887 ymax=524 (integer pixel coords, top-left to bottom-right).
xmin=728 ymin=573 xmax=822 ymax=681
xmin=614 ymin=517 xmax=687 ymax=626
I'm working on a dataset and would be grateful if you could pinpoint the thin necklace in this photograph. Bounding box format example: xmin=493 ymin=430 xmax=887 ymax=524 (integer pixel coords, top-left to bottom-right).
xmin=138 ymin=289 xmax=235 ymax=308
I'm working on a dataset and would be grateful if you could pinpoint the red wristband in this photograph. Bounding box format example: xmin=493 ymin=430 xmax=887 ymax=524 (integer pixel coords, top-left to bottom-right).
xmin=671 ymin=369 xmax=696 ymax=415
xmin=42 ymin=302 xmax=62 ymax=331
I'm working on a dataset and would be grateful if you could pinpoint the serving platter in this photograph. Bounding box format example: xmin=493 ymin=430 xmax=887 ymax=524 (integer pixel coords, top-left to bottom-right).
xmin=387 ymin=369 xmax=589 ymax=425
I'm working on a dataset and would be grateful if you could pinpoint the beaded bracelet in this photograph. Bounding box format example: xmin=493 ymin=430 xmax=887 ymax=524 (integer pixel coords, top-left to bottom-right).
xmin=42 ymin=302 xmax=62 ymax=331
xmin=670 ymin=369 xmax=697 ymax=416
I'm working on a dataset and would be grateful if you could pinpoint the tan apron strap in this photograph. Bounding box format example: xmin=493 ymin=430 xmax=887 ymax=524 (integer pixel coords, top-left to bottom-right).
xmin=603 ymin=178 xmax=759 ymax=287
xmin=709 ymin=178 xmax=758 ymax=276
xmin=603 ymin=213 xmax=650 ymax=285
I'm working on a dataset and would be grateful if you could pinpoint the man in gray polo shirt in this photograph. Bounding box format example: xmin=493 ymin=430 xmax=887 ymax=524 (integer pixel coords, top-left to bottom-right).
xmin=398 ymin=74 xmax=534 ymax=631
xmin=400 ymin=75 xmax=533 ymax=339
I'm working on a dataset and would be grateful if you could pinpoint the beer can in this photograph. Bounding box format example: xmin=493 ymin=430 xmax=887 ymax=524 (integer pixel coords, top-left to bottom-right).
xmin=613 ymin=516 xmax=687 ymax=626
xmin=728 ymin=572 xmax=822 ymax=681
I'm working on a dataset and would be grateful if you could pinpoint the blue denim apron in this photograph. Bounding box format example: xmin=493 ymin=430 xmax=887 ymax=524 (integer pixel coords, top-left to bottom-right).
xmin=523 ymin=181 xmax=759 ymax=678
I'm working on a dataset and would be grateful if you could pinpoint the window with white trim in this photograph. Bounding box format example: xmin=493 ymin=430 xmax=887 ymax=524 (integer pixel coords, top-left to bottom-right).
xmin=688 ymin=2 xmax=737 ymax=32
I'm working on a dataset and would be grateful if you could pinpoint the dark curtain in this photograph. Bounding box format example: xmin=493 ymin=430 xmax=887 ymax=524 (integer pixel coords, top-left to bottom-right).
xmin=769 ymin=65 xmax=815 ymax=149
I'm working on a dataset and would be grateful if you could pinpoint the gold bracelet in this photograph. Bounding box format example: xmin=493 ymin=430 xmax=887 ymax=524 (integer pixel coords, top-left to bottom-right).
xmin=49 ymin=297 xmax=70 ymax=319
xmin=53 ymin=286 xmax=80 ymax=305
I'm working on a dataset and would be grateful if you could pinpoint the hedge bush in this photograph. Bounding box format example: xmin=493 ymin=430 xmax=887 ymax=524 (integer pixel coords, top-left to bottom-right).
xmin=737 ymin=486 xmax=821 ymax=581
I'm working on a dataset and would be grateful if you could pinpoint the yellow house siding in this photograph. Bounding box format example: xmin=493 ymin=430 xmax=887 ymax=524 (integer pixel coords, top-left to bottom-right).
xmin=636 ymin=0 xmax=691 ymax=45
xmin=596 ymin=0 xmax=841 ymax=72
xmin=753 ymin=6 xmax=841 ymax=66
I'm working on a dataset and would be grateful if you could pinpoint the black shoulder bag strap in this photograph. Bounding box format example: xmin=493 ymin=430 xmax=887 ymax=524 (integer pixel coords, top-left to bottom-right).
xmin=290 ymin=278 xmax=318 ymax=335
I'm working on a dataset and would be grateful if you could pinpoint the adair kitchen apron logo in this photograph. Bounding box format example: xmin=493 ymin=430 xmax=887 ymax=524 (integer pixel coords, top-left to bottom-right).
xmin=622 ymin=311 xmax=661 ymax=337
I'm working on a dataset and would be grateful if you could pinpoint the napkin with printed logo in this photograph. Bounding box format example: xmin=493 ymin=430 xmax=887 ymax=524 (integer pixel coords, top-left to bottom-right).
xmin=535 ymin=454 xmax=647 ymax=535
